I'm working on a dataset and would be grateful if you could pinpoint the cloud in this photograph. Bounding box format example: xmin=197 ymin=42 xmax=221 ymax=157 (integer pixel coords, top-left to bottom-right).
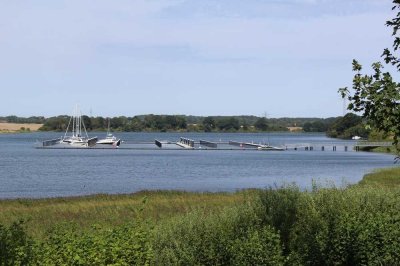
xmin=0 ymin=0 xmax=393 ymax=69
xmin=0 ymin=0 xmax=395 ymax=116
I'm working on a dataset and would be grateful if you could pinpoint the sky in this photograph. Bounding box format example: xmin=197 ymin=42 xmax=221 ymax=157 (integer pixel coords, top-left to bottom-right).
xmin=0 ymin=0 xmax=396 ymax=118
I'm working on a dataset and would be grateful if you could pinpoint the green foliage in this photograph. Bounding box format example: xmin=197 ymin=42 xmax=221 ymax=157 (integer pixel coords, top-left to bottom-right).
xmin=39 ymin=116 xmax=70 ymax=131
xmin=36 ymin=223 xmax=153 ymax=265
xmin=368 ymin=129 xmax=391 ymax=141
xmin=0 ymin=116 xmax=45 ymax=124
xmin=326 ymin=113 xmax=368 ymax=139
xmin=202 ymin=116 xmax=216 ymax=132
xmin=153 ymin=205 xmax=284 ymax=265
xmin=340 ymin=1 xmax=400 ymax=152
xmin=257 ymin=185 xmax=400 ymax=265
xmin=5 ymin=113 xmax=350 ymax=133
xmin=303 ymin=121 xmax=327 ymax=132
xmin=254 ymin=117 xmax=269 ymax=131
xmin=290 ymin=187 xmax=400 ymax=265
xmin=257 ymin=186 xmax=301 ymax=254
xmin=230 ymin=226 xmax=284 ymax=266
xmin=0 ymin=221 xmax=35 ymax=265
xmin=4 ymin=176 xmax=400 ymax=265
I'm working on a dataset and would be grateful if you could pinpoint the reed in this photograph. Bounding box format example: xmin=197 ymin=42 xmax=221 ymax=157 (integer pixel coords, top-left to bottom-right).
xmin=357 ymin=167 xmax=400 ymax=188
xmin=0 ymin=190 xmax=255 ymax=239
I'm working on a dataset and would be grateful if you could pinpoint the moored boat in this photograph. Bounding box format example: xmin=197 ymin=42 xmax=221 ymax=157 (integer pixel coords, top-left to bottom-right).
xmin=96 ymin=119 xmax=121 ymax=146
xmin=257 ymin=145 xmax=285 ymax=151
xmin=60 ymin=105 xmax=97 ymax=147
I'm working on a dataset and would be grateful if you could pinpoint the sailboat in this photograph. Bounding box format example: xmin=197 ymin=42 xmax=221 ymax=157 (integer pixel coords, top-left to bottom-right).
xmin=96 ymin=118 xmax=121 ymax=146
xmin=60 ymin=105 xmax=97 ymax=147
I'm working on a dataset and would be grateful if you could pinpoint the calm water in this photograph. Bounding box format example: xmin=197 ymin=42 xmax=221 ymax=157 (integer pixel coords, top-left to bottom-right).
xmin=0 ymin=132 xmax=397 ymax=199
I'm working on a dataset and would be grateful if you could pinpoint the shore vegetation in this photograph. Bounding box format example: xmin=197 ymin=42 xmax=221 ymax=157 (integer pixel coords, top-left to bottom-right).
xmin=1 ymin=168 xmax=400 ymax=265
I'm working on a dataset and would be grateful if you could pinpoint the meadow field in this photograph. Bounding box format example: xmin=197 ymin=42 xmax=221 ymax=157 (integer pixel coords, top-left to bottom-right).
xmin=0 ymin=122 xmax=42 ymax=132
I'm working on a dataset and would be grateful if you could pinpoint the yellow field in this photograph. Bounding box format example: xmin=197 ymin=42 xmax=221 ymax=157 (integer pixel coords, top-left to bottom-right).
xmin=0 ymin=122 xmax=43 ymax=132
xmin=287 ymin=126 xmax=303 ymax=132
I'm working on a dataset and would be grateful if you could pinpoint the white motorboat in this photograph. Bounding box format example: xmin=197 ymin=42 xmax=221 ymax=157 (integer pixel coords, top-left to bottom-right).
xmin=257 ymin=145 xmax=285 ymax=151
xmin=96 ymin=119 xmax=121 ymax=146
xmin=60 ymin=105 xmax=97 ymax=147
xmin=97 ymin=133 xmax=121 ymax=146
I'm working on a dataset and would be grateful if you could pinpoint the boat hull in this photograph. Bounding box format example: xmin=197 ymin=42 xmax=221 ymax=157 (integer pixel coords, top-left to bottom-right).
xmin=96 ymin=139 xmax=121 ymax=146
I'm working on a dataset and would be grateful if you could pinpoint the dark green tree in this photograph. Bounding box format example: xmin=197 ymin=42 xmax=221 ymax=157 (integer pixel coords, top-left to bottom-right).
xmin=339 ymin=1 xmax=400 ymax=152
xmin=326 ymin=114 xmax=369 ymax=139
xmin=40 ymin=116 xmax=69 ymax=131
xmin=129 ymin=116 xmax=145 ymax=131
xmin=90 ymin=116 xmax=106 ymax=130
xmin=82 ymin=115 xmax=92 ymax=130
xmin=216 ymin=117 xmax=240 ymax=131
xmin=202 ymin=116 xmax=216 ymax=132
xmin=254 ymin=117 xmax=269 ymax=131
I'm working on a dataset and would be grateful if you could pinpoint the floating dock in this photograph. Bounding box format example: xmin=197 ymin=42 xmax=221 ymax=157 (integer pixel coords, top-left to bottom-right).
xmin=37 ymin=136 xmax=381 ymax=152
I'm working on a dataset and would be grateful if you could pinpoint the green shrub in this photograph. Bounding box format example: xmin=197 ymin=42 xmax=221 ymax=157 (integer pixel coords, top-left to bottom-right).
xmin=257 ymin=186 xmax=400 ymax=265
xmin=231 ymin=226 xmax=284 ymax=266
xmin=0 ymin=221 xmax=35 ymax=265
xmin=153 ymin=205 xmax=284 ymax=265
xmin=257 ymin=185 xmax=302 ymax=253
xmin=3 ymin=184 xmax=400 ymax=265
xmin=36 ymin=222 xmax=153 ymax=265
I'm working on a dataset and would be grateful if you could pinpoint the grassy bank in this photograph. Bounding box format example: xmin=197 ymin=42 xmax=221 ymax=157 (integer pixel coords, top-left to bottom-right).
xmin=0 ymin=190 xmax=253 ymax=239
xmin=357 ymin=167 xmax=400 ymax=188
xmin=2 ymin=168 xmax=400 ymax=264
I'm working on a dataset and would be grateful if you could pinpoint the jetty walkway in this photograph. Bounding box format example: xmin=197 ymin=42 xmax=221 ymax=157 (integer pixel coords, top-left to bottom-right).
xmin=37 ymin=137 xmax=394 ymax=152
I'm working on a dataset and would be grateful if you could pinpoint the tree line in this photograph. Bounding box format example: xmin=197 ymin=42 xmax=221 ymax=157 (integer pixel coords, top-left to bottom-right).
xmin=38 ymin=115 xmax=289 ymax=132
xmin=0 ymin=115 xmax=46 ymax=124
xmin=37 ymin=115 xmax=340 ymax=133
xmin=1 ymin=113 xmax=370 ymax=137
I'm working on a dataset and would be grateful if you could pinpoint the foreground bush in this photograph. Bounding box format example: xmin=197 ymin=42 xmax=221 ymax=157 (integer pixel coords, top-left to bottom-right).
xmin=35 ymin=222 xmax=153 ymax=265
xmin=2 ymin=183 xmax=400 ymax=265
xmin=153 ymin=205 xmax=284 ymax=265
xmin=258 ymin=186 xmax=400 ymax=265
xmin=0 ymin=221 xmax=35 ymax=265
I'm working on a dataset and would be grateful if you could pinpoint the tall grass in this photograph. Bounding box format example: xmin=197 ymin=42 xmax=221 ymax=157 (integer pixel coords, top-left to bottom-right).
xmin=0 ymin=190 xmax=252 ymax=239
xmin=358 ymin=167 xmax=400 ymax=188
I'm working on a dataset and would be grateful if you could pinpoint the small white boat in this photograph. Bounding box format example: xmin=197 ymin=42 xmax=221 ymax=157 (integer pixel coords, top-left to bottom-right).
xmin=96 ymin=119 xmax=121 ymax=147
xmin=97 ymin=133 xmax=121 ymax=146
xmin=60 ymin=105 xmax=97 ymax=147
xmin=352 ymin=136 xmax=362 ymax=140
xmin=257 ymin=145 xmax=285 ymax=151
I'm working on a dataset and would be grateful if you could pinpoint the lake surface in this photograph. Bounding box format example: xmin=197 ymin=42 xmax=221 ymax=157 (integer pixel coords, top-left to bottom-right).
xmin=0 ymin=132 xmax=397 ymax=199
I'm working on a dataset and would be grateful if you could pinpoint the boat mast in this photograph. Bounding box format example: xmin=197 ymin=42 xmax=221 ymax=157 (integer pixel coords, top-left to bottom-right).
xmin=77 ymin=106 xmax=81 ymax=137
xmin=72 ymin=106 xmax=76 ymax=137
xmin=63 ymin=115 xmax=73 ymax=140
